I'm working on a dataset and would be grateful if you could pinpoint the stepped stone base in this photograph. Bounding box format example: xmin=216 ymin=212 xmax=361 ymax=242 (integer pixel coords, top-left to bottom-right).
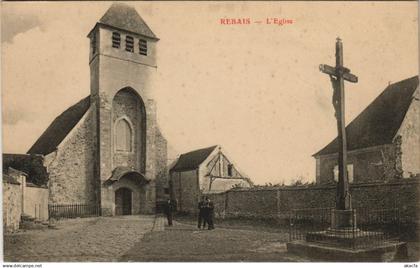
xmin=287 ymin=240 xmax=407 ymax=262
xmin=306 ymin=228 xmax=384 ymax=249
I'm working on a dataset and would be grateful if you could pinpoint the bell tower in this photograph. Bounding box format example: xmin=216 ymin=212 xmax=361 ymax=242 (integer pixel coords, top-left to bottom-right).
xmin=87 ymin=3 xmax=160 ymax=215
xmin=88 ymin=2 xmax=159 ymax=101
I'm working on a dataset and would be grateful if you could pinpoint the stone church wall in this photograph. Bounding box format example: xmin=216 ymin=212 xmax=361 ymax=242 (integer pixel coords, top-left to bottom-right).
xmin=112 ymin=89 xmax=144 ymax=171
xmin=110 ymin=178 xmax=143 ymax=215
xmin=154 ymin=127 xmax=168 ymax=202
xmin=45 ymin=108 xmax=97 ymax=205
xmin=398 ymin=94 xmax=420 ymax=178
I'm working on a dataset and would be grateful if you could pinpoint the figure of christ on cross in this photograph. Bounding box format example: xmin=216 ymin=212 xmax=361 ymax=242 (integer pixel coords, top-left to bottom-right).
xmin=319 ymin=38 xmax=358 ymax=214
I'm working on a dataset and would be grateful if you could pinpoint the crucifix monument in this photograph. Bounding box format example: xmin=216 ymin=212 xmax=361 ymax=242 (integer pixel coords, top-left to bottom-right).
xmin=287 ymin=38 xmax=406 ymax=261
xmin=319 ymin=37 xmax=358 ymax=229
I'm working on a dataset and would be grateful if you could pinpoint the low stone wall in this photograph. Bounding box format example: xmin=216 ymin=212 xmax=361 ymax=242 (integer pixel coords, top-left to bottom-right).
xmin=207 ymin=177 xmax=419 ymax=223
xmin=3 ymin=181 xmax=22 ymax=232
xmin=3 ymin=170 xmax=49 ymax=232
xmin=24 ymin=184 xmax=49 ymax=221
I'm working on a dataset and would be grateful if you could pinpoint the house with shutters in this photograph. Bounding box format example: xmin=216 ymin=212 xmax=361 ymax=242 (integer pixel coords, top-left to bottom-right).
xmin=313 ymin=76 xmax=419 ymax=184
xmin=169 ymin=145 xmax=252 ymax=213
xmin=5 ymin=3 xmax=168 ymax=216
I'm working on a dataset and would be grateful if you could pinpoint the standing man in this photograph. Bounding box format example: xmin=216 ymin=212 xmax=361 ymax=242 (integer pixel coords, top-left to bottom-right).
xmin=206 ymin=196 xmax=215 ymax=230
xmin=164 ymin=198 xmax=174 ymax=227
xmin=198 ymin=196 xmax=207 ymax=229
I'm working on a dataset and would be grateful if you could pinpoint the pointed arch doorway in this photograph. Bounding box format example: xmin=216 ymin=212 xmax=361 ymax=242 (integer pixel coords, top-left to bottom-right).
xmin=115 ymin=187 xmax=132 ymax=215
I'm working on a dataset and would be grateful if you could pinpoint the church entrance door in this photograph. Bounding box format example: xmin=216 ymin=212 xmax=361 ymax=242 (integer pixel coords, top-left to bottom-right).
xmin=115 ymin=188 xmax=132 ymax=215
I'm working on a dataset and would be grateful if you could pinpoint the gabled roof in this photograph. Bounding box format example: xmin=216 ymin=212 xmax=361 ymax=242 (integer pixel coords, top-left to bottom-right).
xmin=170 ymin=145 xmax=218 ymax=172
xmin=98 ymin=3 xmax=157 ymax=39
xmin=27 ymin=96 xmax=90 ymax=155
xmin=314 ymin=76 xmax=419 ymax=157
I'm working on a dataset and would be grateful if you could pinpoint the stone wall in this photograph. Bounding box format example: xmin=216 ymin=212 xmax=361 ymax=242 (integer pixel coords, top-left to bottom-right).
xmin=24 ymin=185 xmax=49 ymax=221
xmin=89 ymin=21 xmax=166 ymax=215
xmin=316 ymin=144 xmax=401 ymax=184
xmin=155 ymin=127 xmax=168 ymax=202
xmin=171 ymin=170 xmax=199 ymax=214
xmin=225 ymin=188 xmax=278 ymax=218
xmin=110 ymin=177 xmax=143 ymax=215
xmin=45 ymin=108 xmax=97 ymax=206
xmin=112 ymin=88 xmax=145 ymax=172
xmin=207 ymin=177 xmax=420 ymax=222
xmin=3 ymin=181 xmax=22 ymax=232
xmin=398 ymin=93 xmax=420 ymax=177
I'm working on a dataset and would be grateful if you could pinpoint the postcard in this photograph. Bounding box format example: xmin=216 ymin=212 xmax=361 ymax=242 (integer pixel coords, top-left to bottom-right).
xmin=2 ymin=1 xmax=419 ymax=264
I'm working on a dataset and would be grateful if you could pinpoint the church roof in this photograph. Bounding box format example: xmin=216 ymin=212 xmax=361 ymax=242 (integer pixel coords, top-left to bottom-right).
xmin=314 ymin=75 xmax=419 ymax=157
xmin=98 ymin=3 xmax=157 ymax=39
xmin=170 ymin=145 xmax=218 ymax=172
xmin=27 ymin=96 xmax=90 ymax=155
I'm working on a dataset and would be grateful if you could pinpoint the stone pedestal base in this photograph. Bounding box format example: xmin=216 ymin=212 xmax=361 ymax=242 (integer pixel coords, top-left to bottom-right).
xmin=331 ymin=209 xmax=355 ymax=229
xmin=306 ymin=228 xmax=383 ymax=249
xmin=286 ymin=240 xmax=407 ymax=262
xmin=286 ymin=208 xmax=407 ymax=261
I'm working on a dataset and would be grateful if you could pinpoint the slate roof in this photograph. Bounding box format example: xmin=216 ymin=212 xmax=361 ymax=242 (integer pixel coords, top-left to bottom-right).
xmin=170 ymin=145 xmax=218 ymax=172
xmin=27 ymin=96 xmax=90 ymax=155
xmin=98 ymin=3 xmax=157 ymax=39
xmin=314 ymin=76 xmax=419 ymax=156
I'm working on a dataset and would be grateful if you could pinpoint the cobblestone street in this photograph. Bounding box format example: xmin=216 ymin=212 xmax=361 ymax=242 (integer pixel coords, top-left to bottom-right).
xmin=4 ymin=214 xmax=297 ymax=262
xmin=5 ymin=215 xmax=417 ymax=262
xmin=120 ymin=219 xmax=298 ymax=262
xmin=4 ymin=215 xmax=157 ymax=262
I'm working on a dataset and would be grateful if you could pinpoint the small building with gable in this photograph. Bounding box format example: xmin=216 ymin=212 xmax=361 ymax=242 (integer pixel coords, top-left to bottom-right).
xmin=169 ymin=145 xmax=252 ymax=213
xmin=313 ymin=76 xmax=419 ymax=184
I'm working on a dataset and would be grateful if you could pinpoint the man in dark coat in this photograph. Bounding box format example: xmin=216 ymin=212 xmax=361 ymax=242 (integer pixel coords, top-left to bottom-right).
xmin=206 ymin=196 xmax=215 ymax=230
xmin=164 ymin=198 xmax=174 ymax=226
xmin=197 ymin=196 xmax=207 ymax=229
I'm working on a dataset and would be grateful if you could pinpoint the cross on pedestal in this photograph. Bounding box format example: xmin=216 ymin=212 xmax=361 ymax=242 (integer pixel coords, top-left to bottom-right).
xmin=287 ymin=39 xmax=406 ymax=260
xmin=320 ymin=38 xmax=358 ymax=227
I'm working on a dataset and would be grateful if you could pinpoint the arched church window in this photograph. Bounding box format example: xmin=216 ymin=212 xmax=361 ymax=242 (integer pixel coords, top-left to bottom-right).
xmin=115 ymin=118 xmax=133 ymax=152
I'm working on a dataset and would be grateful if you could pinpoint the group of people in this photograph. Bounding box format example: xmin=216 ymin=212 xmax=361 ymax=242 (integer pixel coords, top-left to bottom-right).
xmin=198 ymin=196 xmax=215 ymax=230
xmin=163 ymin=195 xmax=215 ymax=230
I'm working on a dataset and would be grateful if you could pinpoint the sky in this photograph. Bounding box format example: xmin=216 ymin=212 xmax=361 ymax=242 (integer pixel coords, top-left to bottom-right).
xmin=1 ymin=2 xmax=418 ymax=185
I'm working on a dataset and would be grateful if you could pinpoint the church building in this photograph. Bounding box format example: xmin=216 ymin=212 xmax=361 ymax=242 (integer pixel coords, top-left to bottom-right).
xmin=25 ymin=3 xmax=168 ymax=216
xmin=313 ymin=76 xmax=419 ymax=184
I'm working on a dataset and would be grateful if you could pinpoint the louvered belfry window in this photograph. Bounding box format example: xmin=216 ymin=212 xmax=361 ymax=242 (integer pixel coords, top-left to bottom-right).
xmin=126 ymin=35 xmax=134 ymax=52
xmin=112 ymin=32 xmax=121 ymax=48
xmin=139 ymin=39 xmax=147 ymax=56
